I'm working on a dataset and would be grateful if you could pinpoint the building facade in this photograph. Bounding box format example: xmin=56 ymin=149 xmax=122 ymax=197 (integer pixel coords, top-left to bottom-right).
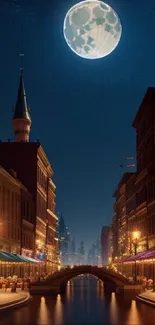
xmin=21 ymin=185 xmax=35 ymax=257
xmin=0 ymin=71 xmax=58 ymax=266
xmin=126 ymin=173 xmax=136 ymax=255
xmin=112 ymin=173 xmax=132 ymax=259
xmin=112 ymin=87 xmax=155 ymax=260
xmin=101 ymin=226 xmax=112 ymax=266
xmin=87 ymin=236 xmax=101 ymax=266
xmin=0 ymin=166 xmax=34 ymax=255
xmin=132 ymin=87 xmax=155 ymax=252
xmin=58 ymin=215 xmax=72 ymax=265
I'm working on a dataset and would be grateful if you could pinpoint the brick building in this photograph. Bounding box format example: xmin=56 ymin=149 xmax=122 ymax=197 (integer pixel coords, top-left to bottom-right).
xmin=112 ymin=173 xmax=132 ymax=259
xmin=101 ymin=225 xmax=112 ymax=265
xmin=126 ymin=172 xmax=136 ymax=255
xmin=112 ymin=87 xmax=155 ymax=260
xmin=132 ymin=87 xmax=155 ymax=252
xmin=0 ymin=71 xmax=58 ymax=264
xmin=0 ymin=166 xmax=34 ymax=255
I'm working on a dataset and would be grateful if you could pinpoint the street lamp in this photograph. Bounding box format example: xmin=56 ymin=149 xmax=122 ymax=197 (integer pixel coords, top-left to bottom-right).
xmin=132 ymin=231 xmax=140 ymax=282
xmin=132 ymin=231 xmax=140 ymax=255
xmin=152 ymin=259 xmax=155 ymax=292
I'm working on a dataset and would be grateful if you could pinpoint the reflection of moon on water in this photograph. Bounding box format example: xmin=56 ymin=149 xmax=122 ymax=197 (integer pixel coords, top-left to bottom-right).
xmin=63 ymin=0 xmax=122 ymax=59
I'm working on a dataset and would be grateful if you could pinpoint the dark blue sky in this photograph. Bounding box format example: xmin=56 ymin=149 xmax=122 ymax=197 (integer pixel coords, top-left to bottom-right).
xmin=1 ymin=0 xmax=155 ymax=251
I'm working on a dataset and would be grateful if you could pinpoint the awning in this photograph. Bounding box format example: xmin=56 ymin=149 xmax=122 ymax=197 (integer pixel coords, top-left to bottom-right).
xmin=0 ymin=252 xmax=40 ymax=263
xmin=116 ymin=249 xmax=155 ymax=263
xmin=16 ymin=254 xmax=40 ymax=263
xmin=0 ymin=252 xmax=22 ymax=262
xmin=115 ymin=256 xmax=131 ymax=263
xmin=138 ymin=249 xmax=155 ymax=260
xmin=125 ymin=251 xmax=147 ymax=262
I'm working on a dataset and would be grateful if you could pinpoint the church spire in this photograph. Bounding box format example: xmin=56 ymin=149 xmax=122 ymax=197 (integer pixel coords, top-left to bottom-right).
xmin=13 ymin=71 xmax=31 ymax=121
xmin=12 ymin=71 xmax=31 ymax=142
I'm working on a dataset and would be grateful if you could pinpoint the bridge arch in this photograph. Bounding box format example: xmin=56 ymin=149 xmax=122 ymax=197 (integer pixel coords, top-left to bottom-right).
xmin=44 ymin=266 xmax=129 ymax=293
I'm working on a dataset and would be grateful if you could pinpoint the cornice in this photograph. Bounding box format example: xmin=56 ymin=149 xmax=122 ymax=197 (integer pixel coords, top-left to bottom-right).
xmin=47 ymin=209 xmax=58 ymax=220
xmin=36 ymin=229 xmax=46 ymax=238
xmin=37 ymin=183 xmax=47 ymax=200
xmin=37 ymin=216 xmax=46 ymax=226
xmin=37 ymin=145 xmax=53 ymax=176
xmin=22 ymin=219 xmax=35 ymax=229
xmin=136 ymin=203 xmax=147 ymax=215
xmin=135 ymin=169 xmax=147 ymax=184
xmin=48 ymin=225 xmax=56 ymax=232
xmin=148 ymin=201 xmax=155 ymax=209
xmin=0 ymin=166 xmax=26 ymax=190
xmin=49 ymin=179 xmax=56 ymax=191
xmin=37 ymin=157 xmax=48 ymax=175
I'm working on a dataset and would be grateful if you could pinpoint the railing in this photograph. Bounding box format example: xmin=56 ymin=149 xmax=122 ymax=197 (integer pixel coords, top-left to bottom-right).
xmin=39 ymin=265 xmax=129 ymax=285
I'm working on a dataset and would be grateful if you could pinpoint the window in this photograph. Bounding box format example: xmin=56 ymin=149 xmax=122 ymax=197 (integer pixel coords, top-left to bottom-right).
xmin=25 ymin=234 xmax=28 ymax=247
xmin=137 ymin=156 xmax=142 ymax=173
xmin=7 ymin=189 xmax=10 ymax=219
xmin=15 ymin=193 xmax=17 ymax=220
xmin=12 ymin=192 xmax=14 ymax=220
xmin=30 ymin=204 xmax=33 ymax=222
xmin=3 ymin=186 xmax=5 ymax=215
xmin=12 ymin=224 xmax=14 ymax=239
xmin=23 ymin=201 xmax=26 ymax=217
xmin=151 ymin=179 xmax=154 ymax=198
xmin=23 ymin=233 xmax=25 ymax=246
xmin=37 ymin=166 xmax=39 ymax=183
xmin=27 ymin=201 xmax=29 ymax=218
xmin=147 ymin=179 xmax=154 ymax=201
xmin=18 ymin=228 xmax=20 ymax=240
xmin=147 ymin=146 xmax=153 ymax=165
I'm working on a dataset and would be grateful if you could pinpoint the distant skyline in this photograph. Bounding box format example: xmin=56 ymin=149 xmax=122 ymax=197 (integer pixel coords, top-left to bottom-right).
xmin=1 ymin=0 xmax=155 ymax=250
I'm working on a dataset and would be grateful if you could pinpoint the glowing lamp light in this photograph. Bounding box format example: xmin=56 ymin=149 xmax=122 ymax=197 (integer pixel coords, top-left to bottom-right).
xmin=63 ymin=0 xmax=122 ymax=59
xmin=132 ymin=231 xmax=140 ymax=241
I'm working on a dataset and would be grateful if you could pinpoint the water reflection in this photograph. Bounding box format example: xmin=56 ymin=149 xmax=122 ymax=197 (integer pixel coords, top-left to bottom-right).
xmin=66 ymin=281 xmax=74 ymax=302
xmin=37 ymin=296 xmax=50 ymax=325
xmin=126 ymin=300 xmax=142 ymax=325
xmin=54 ymin=294 xmax=63 ymax=325
xmin=96 ymin=280 xmax=104 ymax=301
xmin=1 ymin=276 xmax=155 ymax=325
xmin=80 ymin=278 xmax=84 ymax=301
xmin=109 ymin=292 xmax=118 ymax=324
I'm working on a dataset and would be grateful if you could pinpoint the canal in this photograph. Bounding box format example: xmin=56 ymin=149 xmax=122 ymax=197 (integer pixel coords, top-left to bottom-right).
xmin=0 ymin=275 xmax=155 ymax=325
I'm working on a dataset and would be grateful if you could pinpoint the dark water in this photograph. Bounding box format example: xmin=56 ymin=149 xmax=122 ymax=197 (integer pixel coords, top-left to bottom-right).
xmin=1 ymin=276 xmax=155 ymax=325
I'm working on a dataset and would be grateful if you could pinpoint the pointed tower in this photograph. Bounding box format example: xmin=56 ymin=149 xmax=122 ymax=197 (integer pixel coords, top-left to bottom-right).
xmin=12 ymin=72 xmax=31 ymax=142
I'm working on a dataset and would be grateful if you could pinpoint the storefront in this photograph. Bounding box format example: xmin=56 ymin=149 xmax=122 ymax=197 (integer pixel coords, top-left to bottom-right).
xmin=114 ymin=248 xmax=155 ymax=283
xmin=0 ymin=251 xmax=40 ymax=278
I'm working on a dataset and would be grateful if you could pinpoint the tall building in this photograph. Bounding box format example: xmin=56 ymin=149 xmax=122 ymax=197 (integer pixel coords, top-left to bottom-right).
xmin=87 ymin=237 xmax=101 ymax=265
xmin=112 ymin=173 xmax=133 ymax=259
xmin=78 ymin=241 xmax=85 ymax=265
xmin=58 ymin=214 xmax=71 ymax=265
xmin=112 ymin=87 xmax=155 ymax=260
xmin=101 ymin=226 xmax=112 ymax=266
xmin=70 ymin=236 xmax=76 ymax=265
xmin=0 ymin=166 xmax=34 ymax=255
xmin=126 ymin=173 xmax=136 ymax=255
xmin=0 ymin=71 xmax=58 ymax=264
xmin=132 ymin=87 xmax=155 ymax=252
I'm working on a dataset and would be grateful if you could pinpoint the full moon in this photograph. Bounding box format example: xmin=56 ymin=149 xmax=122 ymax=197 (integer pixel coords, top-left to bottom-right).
xmin=63 ymin=0 xmax=122 ymax=59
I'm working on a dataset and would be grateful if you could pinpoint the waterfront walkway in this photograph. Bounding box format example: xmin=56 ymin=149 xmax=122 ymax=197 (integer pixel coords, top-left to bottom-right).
xmin=137 ymin=290 xmax=155 ymax=307
xmin=0 ymin=291 xmax=32 ymax=311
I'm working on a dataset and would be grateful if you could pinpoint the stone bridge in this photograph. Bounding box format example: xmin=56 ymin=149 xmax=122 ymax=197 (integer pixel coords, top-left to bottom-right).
xmin=30 ymin=265 xmax=140 ymax=295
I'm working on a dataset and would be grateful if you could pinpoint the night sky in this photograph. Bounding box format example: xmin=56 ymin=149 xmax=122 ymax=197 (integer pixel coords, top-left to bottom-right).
xmin=1 ymin=0 xmax=155 ymax=251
